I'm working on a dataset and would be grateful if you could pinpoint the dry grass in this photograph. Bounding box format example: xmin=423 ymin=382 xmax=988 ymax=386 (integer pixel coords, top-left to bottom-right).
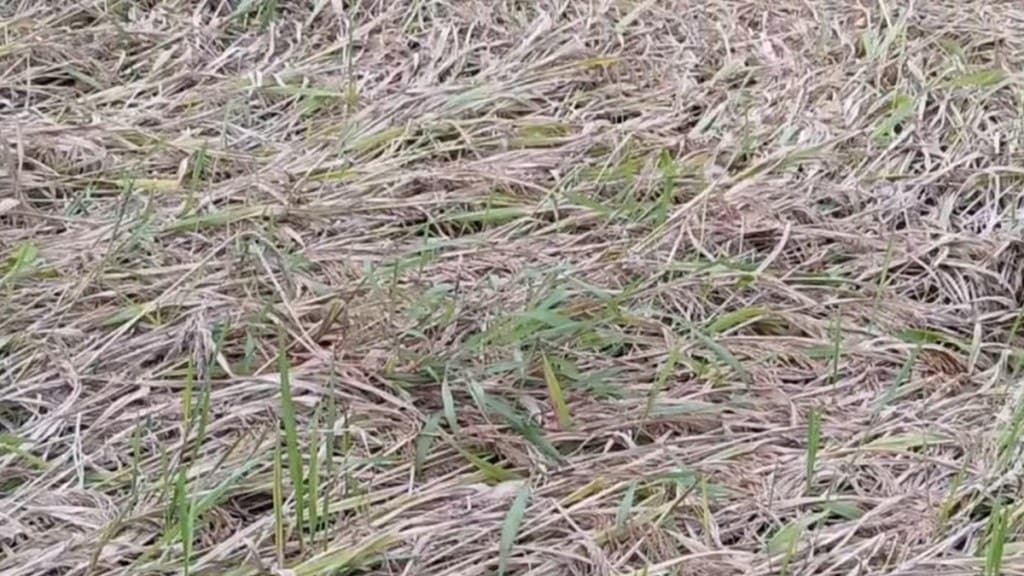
xmin=4 ymin=1 xmax=1024 ymax=575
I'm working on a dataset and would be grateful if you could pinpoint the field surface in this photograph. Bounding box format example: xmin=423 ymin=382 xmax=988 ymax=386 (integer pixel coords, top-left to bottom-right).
xmin=4 ymin=2 xmax=1024 ymax=575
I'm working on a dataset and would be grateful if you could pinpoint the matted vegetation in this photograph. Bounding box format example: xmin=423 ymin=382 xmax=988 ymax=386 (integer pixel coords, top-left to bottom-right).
xmin=4 ymin=1 xmax=1024 ymax=575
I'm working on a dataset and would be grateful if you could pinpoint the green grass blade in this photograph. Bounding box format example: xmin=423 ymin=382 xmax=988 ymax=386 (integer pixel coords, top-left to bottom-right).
xmin=806 ymin=409 xmax=821 ymax=493
xmin=498 ymin=486 xmax=531 ymax=576
xmin=948 ymin=68 xmax=1007 ymax=89
xmin=873 ymin=92 xmax=915 ymax=145
xmin=308 ymin=409 xmax=321 ymax=539
xmin=706 ymin=307 xmax=766 ymax=335
xmin=616 ymin=481 xmax=637 ymax=528
xmin=822 ymin=501 xmax=863 ymax=521
xmin=767 ymin=513 xmax=822 ymax=556
xmin=828 ymin=314 xmax=842 ymax=386
xmin=415 ymin=412 xmax=442 ymax=480
xmin=463 ymin=449 xmax=520 ymax=483
xmin=985 ymin=501 xmax=1007 ymax=576
xmin=693 ymin=331 xmax=751 ymax=386
xmin=192 ymin=459 xmax=259 ymax=522
xmin=441 ymin=377 xmax=459 ymax=432
xmin=863 ymin=432 xmax=948 ymax=452
xmin=182 ymin=360 xmax=195 ymax=439
xmin=646 ymin=346 xmax=679 ymax=418
xmin=278 ymin=330 xmax=305 ymax=548
xmin=176 ymin=467 xmax=192 ymax=576
xmin=1 ymin=243 xmax=39 ymax=286
xmin=273 ymin=438 xmax=286 ymax=566
xmin=191 ymin=370 xmax=212 ymax=463
xmin=873 ymin=346 xmax=920 ymax=415
xmin=322 ymin=388 xmax=337 ymax=541
xmin=541 ymin=354 xmax=573 ymax=430
xmin=0 ymin=435 xmax=49 ymax=470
